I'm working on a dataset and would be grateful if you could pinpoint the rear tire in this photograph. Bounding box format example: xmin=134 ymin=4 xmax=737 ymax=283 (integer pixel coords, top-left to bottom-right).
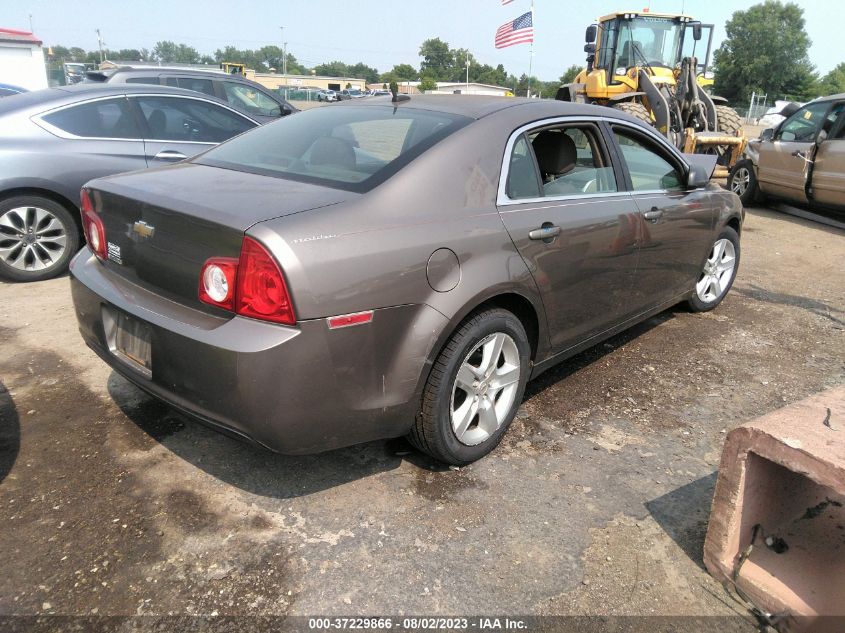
xmin=408 ymin=309 xmax=530 ymax=466
xmin=612 ymin=101 xmax=652 ymax=125
xmin=0 ymin=195 xmax=80 ymax=282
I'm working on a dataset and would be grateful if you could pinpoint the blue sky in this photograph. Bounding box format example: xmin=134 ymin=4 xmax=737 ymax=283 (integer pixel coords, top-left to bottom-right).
xmin=10 ymin=0 xmax=840 ymax=82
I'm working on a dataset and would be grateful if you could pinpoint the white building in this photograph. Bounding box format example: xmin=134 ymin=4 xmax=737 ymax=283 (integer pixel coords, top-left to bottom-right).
xmin=0 ymin=28 xmax=47 ymax=90
xmin=429 ymin=82 xmax=513 ymax=97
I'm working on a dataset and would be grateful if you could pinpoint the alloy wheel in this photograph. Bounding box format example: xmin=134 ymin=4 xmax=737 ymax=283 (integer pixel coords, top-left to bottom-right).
xmin=0 ymin=206 xmax=69 ymax=272
xmin=730 ymin=166 xmax=751 ymax=196
xmin=450 ymin=332 xmax=521 ymax=446
xmin=696 ymin=238 xmax=736 ymax=303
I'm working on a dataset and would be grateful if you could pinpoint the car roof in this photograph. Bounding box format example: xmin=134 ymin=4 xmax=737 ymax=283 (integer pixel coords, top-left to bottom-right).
xmin=332 ymin=94 xmax=646 ymax=123
xmin=0 ymin=83 xmax=247 ymax=117
xmin=811 ymin=92 xmax=845 ymax=103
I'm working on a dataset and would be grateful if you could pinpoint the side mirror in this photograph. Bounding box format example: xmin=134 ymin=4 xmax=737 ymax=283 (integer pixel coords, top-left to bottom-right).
xmin=584 ymin=43 xmax=596 ymax=54
xmin=585 ymin=25 xmax=598 ymax=44
xmin=692 ymin=24 xmax=702 ymax=41
xmin=760 ymin=128 xmax=775 ymax=142
xmin=687 ymin=163 xmax=710 ymax=189
xmin=281 ymin=105 xmax=292 ymax=116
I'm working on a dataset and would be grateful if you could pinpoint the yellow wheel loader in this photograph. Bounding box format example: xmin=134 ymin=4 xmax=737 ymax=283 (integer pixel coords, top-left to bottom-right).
xmin=557 ymin=11 xmax=746 ymax=178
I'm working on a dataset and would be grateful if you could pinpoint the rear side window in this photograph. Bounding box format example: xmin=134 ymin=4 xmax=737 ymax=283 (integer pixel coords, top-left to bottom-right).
xmin=42 ymin=98 xmax=140 ymax=139
xmin=133 ymin=95 xmax=255 ymax=143
xmin=612 ymin=128 xmax=683 ymax=191
xmin=505 ymin=124 xmax=617 ymax=200
xmin=222 ymin=82 xmax=281 ymax=117
xmin=174 ymin=77 xmax=215 ymax=97
xmin=126 ymin=76 xmax=161 ymax=85
xmin=196 ymin=105 xmax=471 ymax=192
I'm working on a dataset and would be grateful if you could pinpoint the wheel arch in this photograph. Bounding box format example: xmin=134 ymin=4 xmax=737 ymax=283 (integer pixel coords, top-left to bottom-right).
xmin=0 ymin=187 xmax=83 ymax=234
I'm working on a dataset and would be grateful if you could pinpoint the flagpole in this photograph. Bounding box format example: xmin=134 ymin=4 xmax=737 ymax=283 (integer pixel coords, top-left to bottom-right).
xmin=526 ymin=0 xmax=534 ymax=98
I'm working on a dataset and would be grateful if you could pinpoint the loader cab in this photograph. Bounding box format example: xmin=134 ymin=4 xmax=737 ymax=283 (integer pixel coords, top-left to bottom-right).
xmin=588 ymin=12 xmax=710 ymax=91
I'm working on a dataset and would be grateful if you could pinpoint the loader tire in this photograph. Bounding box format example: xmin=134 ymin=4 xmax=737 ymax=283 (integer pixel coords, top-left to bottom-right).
xmin=715 ymin=105 xmax=743 ymax=137
xmin=612 ymin=101 xmax=652 ymax=125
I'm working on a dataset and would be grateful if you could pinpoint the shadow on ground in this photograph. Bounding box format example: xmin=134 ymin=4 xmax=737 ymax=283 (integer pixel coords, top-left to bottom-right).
xmin=0 ymin=380 xmax=20 ymax=484
xmin=107 ymin=372 xmax=444 ymax=500
xmin=646 ymin=472 xmax=718 ymax=570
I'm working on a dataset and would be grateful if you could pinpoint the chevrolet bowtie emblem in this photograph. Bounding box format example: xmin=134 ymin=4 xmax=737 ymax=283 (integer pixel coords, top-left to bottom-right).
xmin=132 ymin=221 xmax=155 ymax=239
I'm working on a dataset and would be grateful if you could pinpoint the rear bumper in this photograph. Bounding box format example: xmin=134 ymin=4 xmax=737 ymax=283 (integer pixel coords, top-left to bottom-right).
xmin=70 ymin=248 xmax=447 ymax=454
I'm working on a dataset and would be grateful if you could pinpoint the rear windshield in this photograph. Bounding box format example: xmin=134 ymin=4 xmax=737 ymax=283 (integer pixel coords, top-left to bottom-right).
xmin=195 ymin=105 xmax=472 ymax=192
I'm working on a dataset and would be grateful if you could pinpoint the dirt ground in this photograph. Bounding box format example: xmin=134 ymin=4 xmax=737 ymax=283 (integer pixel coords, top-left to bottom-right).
xmin=0 ymin=204 xmax=843 ymax=628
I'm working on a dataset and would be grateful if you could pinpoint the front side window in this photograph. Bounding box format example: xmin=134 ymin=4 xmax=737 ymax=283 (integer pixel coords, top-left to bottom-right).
xmin=134 ymin=96 xmax=254 ymax=143
xmin=613 ymin=128 xmax=683 ymax=191
xmin=222 ymin=82 xmax=282 ymax=117
xmin=196 ymin=105 xmax=471 ymax=192
xmin=777 ymin=102 xmax=830 ymax=142
xmin=42 ymin=97 xmax=140 ymax=139
xmin=126 ymin=76 xmax=160 ymax=85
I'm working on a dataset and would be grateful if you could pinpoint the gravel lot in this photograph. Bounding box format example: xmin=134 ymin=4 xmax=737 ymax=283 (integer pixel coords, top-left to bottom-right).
xmin=0 ymin=204 xmax=842 ymax=627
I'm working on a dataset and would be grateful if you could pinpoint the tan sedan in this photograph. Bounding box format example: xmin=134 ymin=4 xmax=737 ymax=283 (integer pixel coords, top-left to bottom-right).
xmin=728 ymin=93 xmax=845 ymax=210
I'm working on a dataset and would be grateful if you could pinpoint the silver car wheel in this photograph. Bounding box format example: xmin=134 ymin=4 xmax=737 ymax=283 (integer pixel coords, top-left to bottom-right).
xmin=695 ymin=238 xmax=736 ymax=304
xmin=450 ymin=332 xmax=521 ymax=446
xmin=730 ymin=166 xmax=751 ymax=196
xmin=0 ymin=206 xmax=69 ymax=272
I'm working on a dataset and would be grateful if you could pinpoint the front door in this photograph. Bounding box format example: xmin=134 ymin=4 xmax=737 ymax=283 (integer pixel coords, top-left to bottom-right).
xmin=809 ymin=101 xmax=845 ymax=209
xmin=608 ymin=125 xmax=717 ymax=311
xmin=757 ymin=101 xmax=831 ymax=204
xmin=497 ymin=122 xmax=641 ymax=352
xmin=129 ymin=95 xmax=256 ymax=167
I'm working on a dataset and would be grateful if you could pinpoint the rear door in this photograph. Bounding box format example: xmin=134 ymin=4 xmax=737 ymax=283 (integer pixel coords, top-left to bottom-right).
xmin=808 ymin=101 xmax=845 ymax=209
xmin=608 ymin=123 xmax=717 ymax=312
xmin=497 ymin=119 xmax=642 ymax=352
xmin=129 ymin=94 xmax=257 ymax=167
xmin=757 ymin=101 xmax=830 ymax=203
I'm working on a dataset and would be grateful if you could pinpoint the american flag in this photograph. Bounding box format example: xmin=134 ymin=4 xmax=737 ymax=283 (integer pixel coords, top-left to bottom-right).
xmin=495 ymin=11 xmax=534 ymax=49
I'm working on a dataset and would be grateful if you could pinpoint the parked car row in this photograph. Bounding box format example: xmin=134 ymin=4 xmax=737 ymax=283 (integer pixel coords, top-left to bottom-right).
xmin=85 ymin=66 xmax=298 ymax=123
xmin=728 ymin=92 xmax=845 ymax=213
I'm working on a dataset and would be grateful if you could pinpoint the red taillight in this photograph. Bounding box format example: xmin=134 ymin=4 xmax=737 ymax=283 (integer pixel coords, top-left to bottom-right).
xmin=235 ymin=237 xmax=295 ymax=325
xmin=80 ymin=188 xmax=106 ymax=260
xmin=198 ymin=236 xmax=295 ymax=325
xmin=199 ymin=257 xmax=238 ymax=310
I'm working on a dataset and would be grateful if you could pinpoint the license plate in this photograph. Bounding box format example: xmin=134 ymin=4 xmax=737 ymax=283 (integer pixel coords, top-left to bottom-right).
xmin=112 ymin=312 xmax=152 ymax=377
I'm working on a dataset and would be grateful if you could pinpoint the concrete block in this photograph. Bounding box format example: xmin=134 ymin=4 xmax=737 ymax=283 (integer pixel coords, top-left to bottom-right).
xmin=704 ymin=386 xmax=845 ymax=630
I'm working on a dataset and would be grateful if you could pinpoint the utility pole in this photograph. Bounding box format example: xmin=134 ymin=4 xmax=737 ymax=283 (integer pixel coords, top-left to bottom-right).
xmin=279 ymin=26 xmax=286 ymax=90
xmin=95 ymin=28 xmax=105 ymax=63
xmin=28 ymin=14 xmax=34 ymax=33
xmin=465 ymin=52 xmax=470 ymax=94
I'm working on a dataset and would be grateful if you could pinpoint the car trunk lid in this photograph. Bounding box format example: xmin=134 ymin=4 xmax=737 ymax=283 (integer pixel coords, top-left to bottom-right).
xmin=88 ymin=163 xmax=354 ymax=313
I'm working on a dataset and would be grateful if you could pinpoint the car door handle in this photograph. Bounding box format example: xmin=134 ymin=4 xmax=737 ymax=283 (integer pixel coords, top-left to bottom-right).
xmin=154 ymin=150 xmax=188 ymax=161
xmin=528 ymin=225 xmax=561 ymax=240
xmin=643 ymin=207 xmax=663 ymax=222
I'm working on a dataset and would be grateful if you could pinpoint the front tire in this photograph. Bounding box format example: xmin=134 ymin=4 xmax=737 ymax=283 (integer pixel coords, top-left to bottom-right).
xmin=687 ymin=227 xmax=740 ymax=312
xmin=0 ymin=196 xmax=80 ymax=282
xmin=727 ymin=159 xmax=759 ymax=205
xmin=611 ymin=101 xmax=652 ymax=125
xmin=409 ymin=308 xmax=530 ymax=465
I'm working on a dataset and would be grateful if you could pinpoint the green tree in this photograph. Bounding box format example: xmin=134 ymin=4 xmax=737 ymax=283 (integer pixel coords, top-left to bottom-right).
xmin=114 ymin=49 xmax=144 ymax=61
xmin=153 ymin=41 xmax=200 ymax=64
xmin=313 ymin=60 xmax=349 ymax=77
xmin=714 ymin=1 xmax=817 ymax=104
xmin=389 ymin=63 xmax=417 ymax=81
xmin=419 ymin=38 xmax=454 ymax=81
xmin=560 ymin=64 xmax=583 ymax=84
xmin=419 ymin=76 xmax=438 ymax=92
xmin=818 ymin=63 xmax=845 ymax=96
xmin=347 ymin=62 xmax=379 ymax=84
